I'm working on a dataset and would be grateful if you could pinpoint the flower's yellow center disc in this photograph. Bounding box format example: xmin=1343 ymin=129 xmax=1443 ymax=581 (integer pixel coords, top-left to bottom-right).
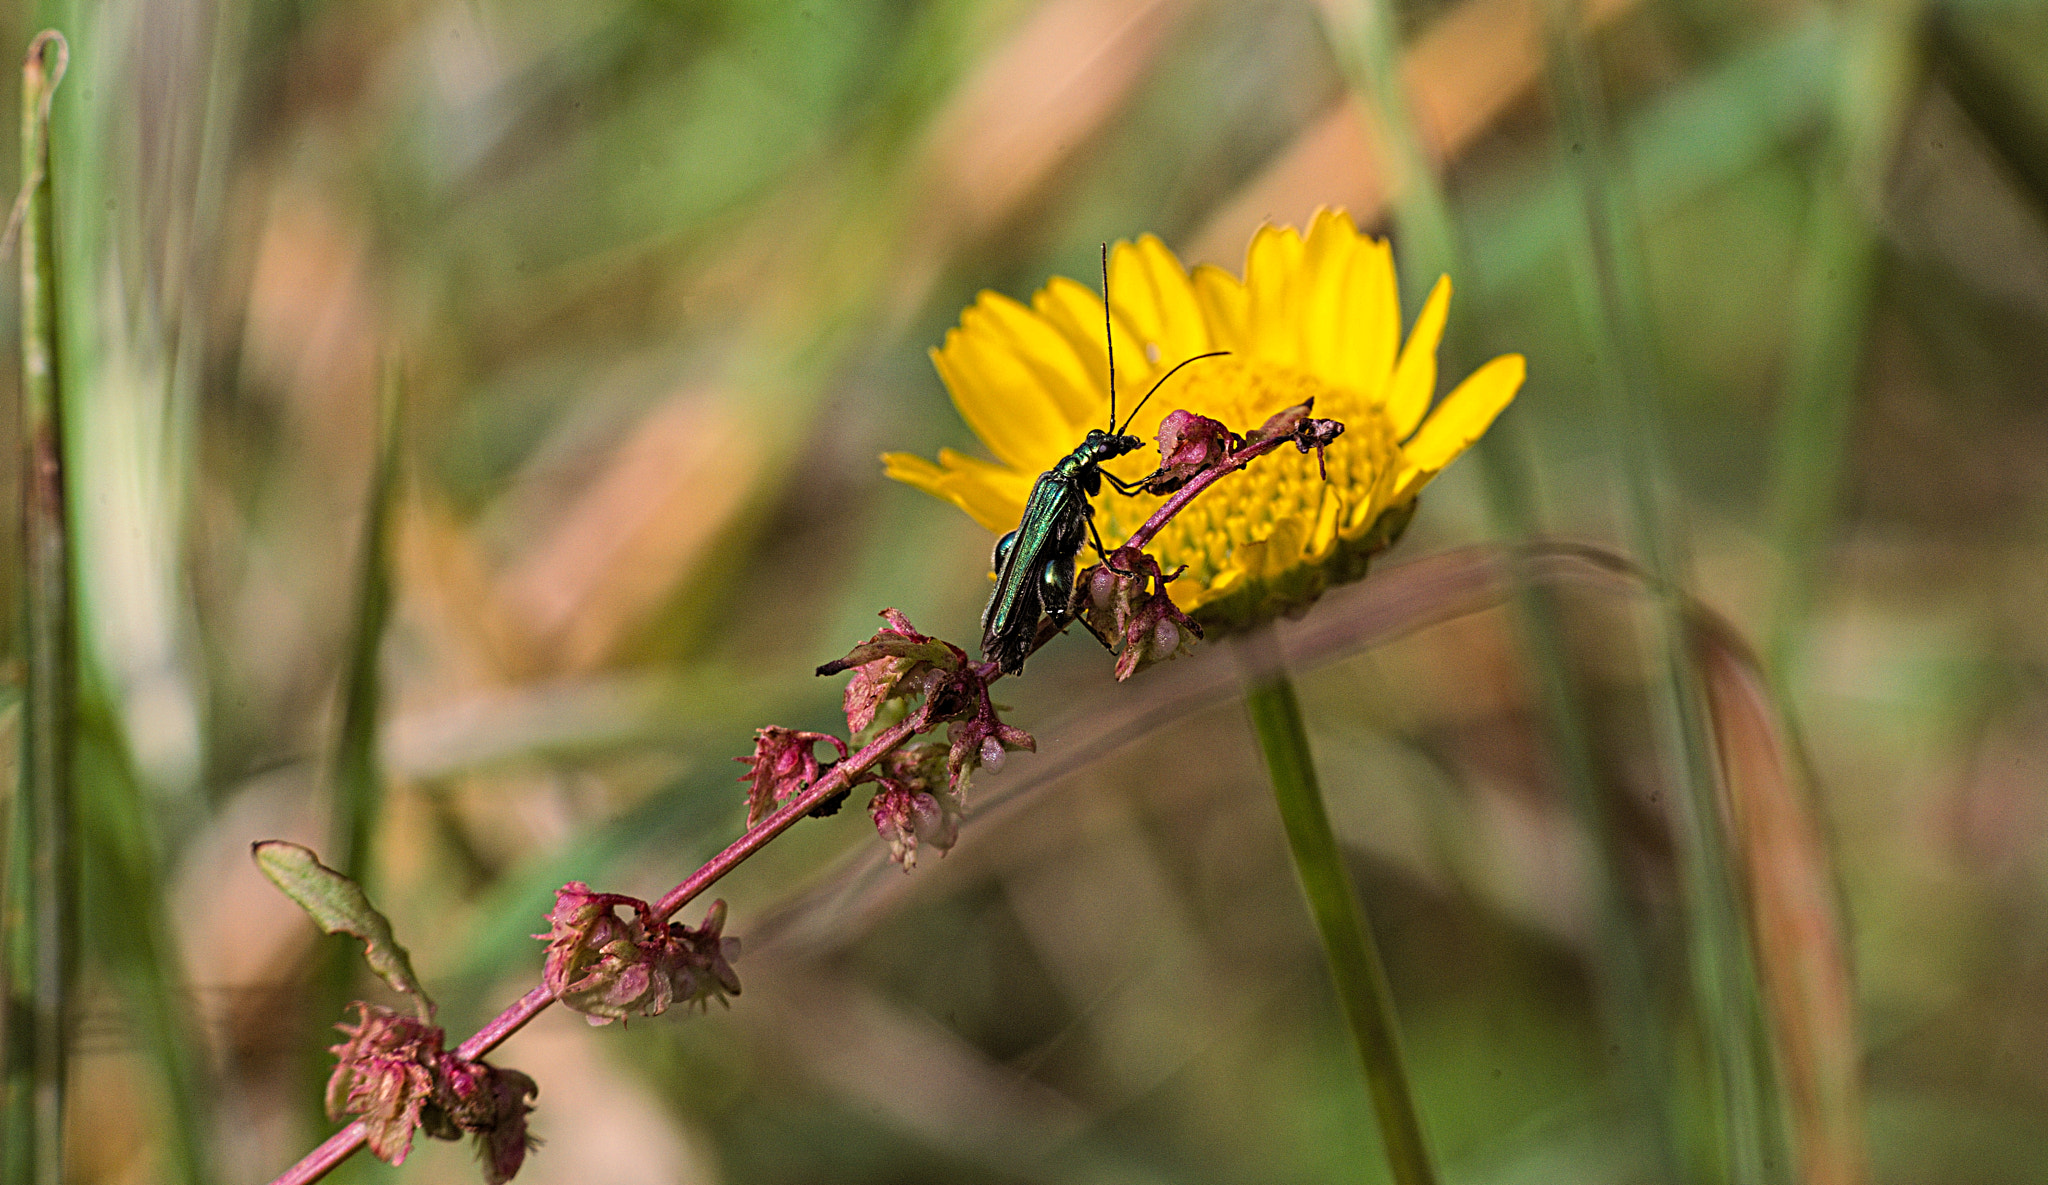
xmin=1098 ymin=357 xmax=1402 ymax=598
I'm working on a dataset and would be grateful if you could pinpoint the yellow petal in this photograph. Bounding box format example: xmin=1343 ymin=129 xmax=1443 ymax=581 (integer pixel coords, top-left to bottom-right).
xmin=1344 ymin=481 xmax=1378 ymax=533
xmin=1384 ymin=275 xmax=1451 ymax=439
xmin=1345 ymin=442 xmax=1402 ymax=534
xmin=881 ymin=451 xmax=1026 ymax=534
xmin=1306 ymin=205 xmax=1356 ymax=247
xmin=1332 ymin=236 xmax=1401 ymax=405
xmin=881 ymin=450 xmax=946 ymax=491
xmin=1299 ymin=209 xmax=1361 ymax=384
xmin=1400 ymin=352 xmax=1525 ymax=474
xmin=1110 ymin=236 xmax=1211 ymax=370
xmin=967 ymin=289 xmax=1099 ymax=435
xmin=936 ymin=446 xmax=1037 ymax=502
xmin=931 ymin=330 xmax=1073 ymax=473
xmin=1034 ymin=275 xmax=1170 ymax=431
xmin=1243 ymin=223 xmax=1306 ymax=367
xmin=1192 ymin=263 xmax=1251 ymax=354
xmin=1309 ymin=484 xmax=1342 ymax=560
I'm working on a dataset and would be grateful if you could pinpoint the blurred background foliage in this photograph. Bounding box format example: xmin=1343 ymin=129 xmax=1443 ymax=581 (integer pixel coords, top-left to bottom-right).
xmin=3 ymin=0 xmax=2048 ymax=1180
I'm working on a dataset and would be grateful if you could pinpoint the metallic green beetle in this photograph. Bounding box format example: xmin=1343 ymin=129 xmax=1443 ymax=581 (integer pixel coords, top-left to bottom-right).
xmin=980 ymin=425 xmax=1149 ymax=674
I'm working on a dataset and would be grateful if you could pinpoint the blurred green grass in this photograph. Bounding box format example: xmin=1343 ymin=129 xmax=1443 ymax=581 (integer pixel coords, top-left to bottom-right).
xmin=6 ymin=0 xmax=2048 ymax=1181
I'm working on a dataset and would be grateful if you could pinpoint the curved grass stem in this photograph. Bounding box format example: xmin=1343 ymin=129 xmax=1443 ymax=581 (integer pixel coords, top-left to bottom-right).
xmin=1242 ymin=660 xmax=1437 ymax=1185
xmin=5 ymin=32 xmax=74 ymax=1185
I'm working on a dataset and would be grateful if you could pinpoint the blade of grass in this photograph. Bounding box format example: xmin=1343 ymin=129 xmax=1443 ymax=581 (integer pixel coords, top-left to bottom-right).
xmin=1539 ymin=3 xmax=1793 ymax=1179
xmin=1300 ymin=22 xmax=1490 ymax=1185
xmin=329 ymin=361 xmax=401 ymax=890
xmin=1317 ymin=0 xmax=1685 ymax=1172
xmin=1765 ymin=0 xmax=1921 ymax=674
xmin=52 ymin=0 xmax=234 ymax=1171
xmin=303 ymin=360 xmax=402 ymax=1116
xmin=0 ymin=775 xmax=24 ymax=1184
xmin=1456 ymin=41 xmax=1869 ymax=1169
xmin=4 ymin=31 xmax=73 ymax=1185
xmin=1749 ymin=8 xmax=1917 ymax=1180
xmin=1241 ymin=649 xmax=1438 ymax=1185
xmin=1926 ymin=7 xmax=2048 ymax=228
xmin=1485 ymin=498 xmax=1686 ymax=1176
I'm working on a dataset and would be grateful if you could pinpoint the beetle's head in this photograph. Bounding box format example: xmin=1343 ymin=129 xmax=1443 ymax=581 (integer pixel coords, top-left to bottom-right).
xmin=1082 ymin=427 xmax=1145 ymax=461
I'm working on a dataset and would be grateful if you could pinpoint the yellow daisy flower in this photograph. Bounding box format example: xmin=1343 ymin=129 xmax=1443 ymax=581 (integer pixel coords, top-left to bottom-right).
xmin=884 ymin=208 xmax=1524 ymax=631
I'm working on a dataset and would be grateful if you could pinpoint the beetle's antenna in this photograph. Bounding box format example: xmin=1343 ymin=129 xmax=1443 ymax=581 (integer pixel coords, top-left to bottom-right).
xmin=1117 ymin=351 xmax=1230 ymax=436
xmin=1102 ymin=242 xmax=1116 ymax=433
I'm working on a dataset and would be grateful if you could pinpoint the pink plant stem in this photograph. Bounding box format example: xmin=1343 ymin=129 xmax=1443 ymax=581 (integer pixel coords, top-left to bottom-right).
xmin=268 ymin=717 xmax=926 ymax=1185
xmin=1124 ymin=433 xmax=1295 ymax=552
xmin=453 ymin=985 xmax=556 ymax=1061
xmin=270 ymin=1124 xmax=369 ymax=1185
xmin=650 ymin=716 xmax=921 ymax=920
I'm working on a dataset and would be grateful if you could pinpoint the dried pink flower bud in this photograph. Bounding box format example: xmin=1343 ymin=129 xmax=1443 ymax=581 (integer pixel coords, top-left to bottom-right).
xmin=1088 ymin=564 xmax=1121 ymax=613
xmin=651 ymin=900 xmax=743 ymax=1014
xmin=1245 ymin=400 xmax=1314 ymax=444
xmin=1076 ymin=547 xmax=1204 ymax=681
xmin=945 ymin=711 xmax=1034 ymax=798
xmin=878 ymin=742 xmax=948 ymax=792
xmin=427 ymin=1055 xmax=493 ymax=1134
xmin=736 ymin=726 xmax=849 ymax=826
xmin=538 ymin=883 xmax=740 ymax=1025
xmin=816 ymin=618 xmax=1035 ymax=865
xmin=1146 ymin=409 xmax=1242 ymax=493
xmin=327 ymin=1003 xmax=443 ymax=1165
xmin=327 ymin=1002 xmax=543 ymax=1179
xmin=424 ymin=1058 xmax=539 ymax=1183
xmin=1118 ymin=595 xmax=1201 ymax=681
xmin=538 ymin=881 xmax=638 ymax=1001
xmin=869 ymin=780 xmax=960 ymax=870
xmin=470 ymin=1065 xmax=540 ymax=1185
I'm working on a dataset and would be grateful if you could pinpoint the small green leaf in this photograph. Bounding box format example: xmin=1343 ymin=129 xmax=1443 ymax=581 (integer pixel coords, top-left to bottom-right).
xmin=816 ymin=637 xmax=959 ymax=677
xmin=252 ymin=840 xmax=434 ymax=1014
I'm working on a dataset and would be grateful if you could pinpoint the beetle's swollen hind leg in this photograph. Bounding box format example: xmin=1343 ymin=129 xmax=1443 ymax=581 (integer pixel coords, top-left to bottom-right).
xmin=1037 ymin=555 xmax=1075 ymax=627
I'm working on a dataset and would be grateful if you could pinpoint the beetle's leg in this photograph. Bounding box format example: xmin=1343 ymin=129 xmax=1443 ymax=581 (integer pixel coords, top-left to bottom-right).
xmin=1063 ymin=532 xmax=1117 ymax=652
xmin=1086 ymin=515 xmax=1143 ymax=576
xmin=1072 ymin=602 xmax=1115 ymax=650
xmin=1085 ymin=514 xmax=1112 ymax=564
xmin=1102 ymin=469 xmax=1152 ymax=495
xmin=992 ymin=528 xmax=1019 ymax=573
